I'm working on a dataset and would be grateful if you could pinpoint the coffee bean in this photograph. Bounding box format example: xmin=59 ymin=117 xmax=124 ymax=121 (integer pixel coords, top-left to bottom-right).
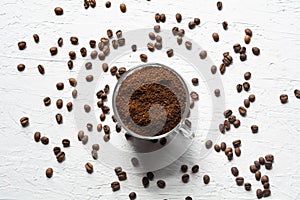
xmin=235 ymin=147 xmax=241 ymax=157
xmin=244 ymin=35 xmax=251 ymax=44
xmin=32 ymin=34 xmax=39 ymax=43
xmin=188 ymin=21 xmax=196 ymax=29
xmin=118 ymin=171 xmax=127 ymax=181
xmin=231 ymin=167 xmax=239 ymax=177
xmin=249 ymin=165 xmax=257 ymax=173
xmin=263 ymin=189 xmax=271 ymax=197
xmin=18 ymin=41 xmax=26 ymax=50
xmin=261 ymin=175 xmax=269 ymax=184
xmin=55 ymin=113 xmax=63 ymax=124
xmin=178 ymin=29 xmax=185 ymax=37
xmin=56 ymin=38 xmax=63 ymax=48
xmin=252 ymin=161 xmax=259 ymax=170
xmin=238 ymin=106 xmax=247 ymax=116
xmin=56 ymin=82 xmax=64 ymax=90
xmin=86 ymin=123 xmax=93 ymax=132
xmin=203 ymin=175 xmax=210 ymax=184
xmin=194 ymin=18 xmax=200 ymax=25
xmin=211 ymin=65 xmax=217 ymax=74
xmin=34 ymin=132 xmax=41 ymax=142
xmin=67 ymin=60 xmax=73 ymax=70
xmin=99 ymin=113 xmax=106 ymax=121
xmin=53 ymin=147 xmax=61 ymax=155
xmin=227 ymin=116 xmax=235 ymax=124
xmin=105 ymin=1 xmax=111 ymax=8
xmin=191 ymin=165 xmax=199 ymax=173
xmin=245 ymin=28 xmax=253 ymax=37
xmin=225 ymin=147 xmax=233 ymax=155
xmin=180 ymin=164 xmax=188 ymax=173
xmin=219 ymin=142 xmax=225 ymax=151
xmin=233 ymin=43 xmax=241 ymax=53
xmin=219 ymin=63 xmax=226 ymax=74
xmin=199 ymin=50 xmax=207 ymax=59
xmin=142 ymin=177 xmax=149 ymax=188
xmin=251 ymin=125 xmax=258 ymax=133
xmin=244 ymin=183 xmax=251 ymax=191
xmin=115 ymin=167 xmax=122 ymax=175
xmin=219 ymin=123 xmax=225 ymax=133
xmin=62 ymin=139 xmax=70 ymax=147
xmin=20 ymin=117 xmax=29 ymax=127
xmin=240 ymin=46 xmax=246 ymax=54
xmin=258 ymin=157 xmax=265 ymax=165
xmin=103 ymin=125 xmax=110 ymax=134
xmin=243 ymin=99 xmax=250 ymax=108
xmin=265 ymin=154 xmax=274 ymax=163
xmin=236 ymin=177 xmax=244 ymax=186
xmin=265 ymin=162 xmax=272 ymax=170
xmin=232 ymin=140 xmax=241 ymax=148
xmin=159 ymin=14 xmax=166 ymax=23
xmin=167 ymin=49 xmax=174 ymax=57
xmin=227 ymin=152 xmax=233 ymax=161
xmin=280 ymin=94 xmax=288 ymax=103
xmin=140 ymin=54 xmax=148 ymax=62
xmin=119 ymin=3 xmax=127 ymax=12
xmin=46 ymin=168 xmax=53 ymax=178
xmin=86 ymin=75 xmax=93 ymax=82
xmin=172 ymin=27 xmax=179 ymax=35
xmin=114 ymin=30 xmax=122 ymax=39
xmin=80 ymin=47 xmax=87 ymax=57
xmin=182 ymin=174 xmax=189 ymax=183
xmin=50 ymin=47 xmax=58 ymax=56
xmin=205 ymin=140 xmax=213 ymax=149
xmin=255 ymin=171 xmax=261 ymax=181
xmin=56 ymin=99 xmax=63 ymax=109
xmin=17 ymin=63 xmax=25 ymax=72
xmin=223 ymin=109 xmax=232 ymax=118
xmin=185 ymin=41 xmax=192 ymax=50
xmin=69 ymin=51 xmax=76 ymax=60
xmin=175 ymin=13 xmax=182 ymax=23
xmin=147 ymin=42 xmax=155 ymax=52
xmin=246 ymin=95 xmax=255 ymax=104
xmin=85 ymin=162 xmax=93 ymax=174
xmin=224 ymin=120 xmax=230 ymax=130
xmin=65 ymin=102 xmax=72 ymax=111
xmin=212 ymin=33 xmax=219 ymax=42
xmin=148 ymin=32 xmax=156 ymax=40
xmin=185 ymin=197 xmax=192 ymax=200
xmin=240 ymin=53 xmax=247 ymax=61
xmin=101 ymin=105 xmax=110 ymax=114
xmin=222 ymin=21 xmax=228 ymax=30
xmin=77 ymin=130 xmax=84 ymax=141
xmin=111 ymin=181 xmax=120 ymax=191
xmin=252 ymin=47 xmax=260 ymax=56
xmin=109 ymin=66 xmax=118 ymax=76
xmin=214 ymin=144 xmax=221 ymax=152
xmin=54 ymin=7 xmax=63 ymax=15
xmin=36 ymin=64 xmax=45 ymax=75
xmin=70 ymin=36 xmax=78 ymax=45
xmin=42 ymin=97 xmax=51 ymax=107
xmin=157 ymin=180 xmax=166 ymax=188
xmin=256 ymin=189 xmax=263 ymax=199
xmin=129 ymin=192 xmax=137 ymax=200
xmin=243 ymin=82 xmax=250 ymax=91
xmin=243 ymin=72 xmax=251 ymax=81
xmin=115 ymin=124 xmax=121 ymax=133
xmin=176 ymin=36 xmax=183 ymax=45
xmin=155 ymin=13 xmax=160 ymax=22
xmin=214 ymin=89 xmax=221 ymax=97
xmin=263 ymin=182 xmax=270 ymax=189
xmin=293 ymin=89 xmax=300 ymax=99
xmin=217 ymin=1 xmax=223 ymax=10
xmin=41 ymin=136 xmax=49 ymax=145
xmin=233 ymin=119 xmax=241 ymax=128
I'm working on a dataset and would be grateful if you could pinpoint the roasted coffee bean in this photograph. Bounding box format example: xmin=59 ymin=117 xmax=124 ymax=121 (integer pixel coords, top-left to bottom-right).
xmin=140 ymin=54 xmax=148 ymax=62
xmin=205 ymin=140 xmax=213 ymax=149
xmin=62 ymin=139 xmax=70 ymax=147
xmin=244 ymin=183 xmax=251 ymax=191
xmin=175 ymin=13 xmax=182 ymax=23
xmin=194 ymin=18 xmax=200 ymax=25
xmin=191 ymin=165 xmax=199 ymax=173
xmin=55 ymin=113 xmax=63 ymax=124
xmin=142 ymin=177 xmax=149 ymax=188
xmin=115 ymin=30 xmax=122 ymax=38
xmin=101 ymin=105 xmax=110 ymax=114
xmin=259 ymin=157 xmax=265 ymax=165
xmin=86 ymin=123 xmax=93 ymax=131
xmin=18 ymin=41 xmax=26 ymax=50
xmin=265 ymin=162 xmax=272 ymax=170
xmin=97 ymin=100 xmax=104 ymax=108
xmin=69 ymin=51 xmax=76 ymax=60
xmin=252 ymin=47 xmax=260 ymax=56
xmin=157 ymin=180 xmax=166 ymax=188
xmin=111 ymin=181 xmax=120 ymax=191
xmin=294 ymin=89 xmax=300 ymax=98
xmin=255 ymin=171 xmax=261 ymax=181
xmin=70 ymin=36 xmax=78 ymax=45
xmin=248 ymin=94 xmax=255 ymax=103
xmin=80 ymin=47 xmax=87 ymax=57
xmin=67 ymin=60 xmax=73 ymax=70
xmin=115 ymin=167 xmax=122 ymax=175
xmin=36 ymin=64 xmax=45 ymax=75
xmin=244 ymin=35 xmax=251 ymax=44
xmin=85 ymin=162 xmax=93 ymax=174
xmin=43 ymin=97 xmax=51 ymax=106
xmin=54 ymin=7 xmax=63 ymax=15
xmin=109 ymin=66 xmax=118 ymax=75
xmin=56 ymin=99 xmax=63 ymax=109
xmin=181 ymin=164 xmax=188 ymax=173
xmin=160 ymin=14 xmax=166 ymax=22
xmin=131 ymin=44 xmax=137 ymax=52
xmin=220 ymin=142 xmax=226 ymax=151
xmin=118 ymin=171 xmax=127 ymax=181
xmin=185 ymin=41 xmax=192 ymax=50
xmin=33 ymin=34 xmax=39 ymax=43
xmin=103 ymin=125 xmax=110 ymax=134
xmin=158 ymin=137 xmax=166 ymax=146
xmin=263 ymin=182 xmax=270 ymax=189
xmin=212 ymin=33 xmax=219 ymax=42
xmin=219 ymin=123 xmax=225 ymax=133
xmin=46 ymin=168 xmax=53 ymax=178
xmin=34 ymin=132 xmax=41 ymax=142
xmin=240 ymin=46 xmax=246 ymax=54
xmin=261 ymin=175 xmax=269 ymax=184
xmin=214 ymin=89 xmax=221 ymax=97
xmin=105 ymin=1 xmax=111 ymax=8
xmin=53 ymin=147 xmax=61 ymax=155
xmin=265 ymin=154 xmax=274 ymax=163
xmin=232 ymin=140 xmax=241 ymax=148
xmin=263 ymin=189 xmax=271 ymax=197
xmin=167 ymin=49 xmax=174 ymax=57
xmin=240 ymin=53 xmax=247 ymax=61
xmin=224 ymin=109 xmax=232 ymax=118
xmin=89 ymin=40 xmax=96 ymax=48
xmin=243 ymin=82 xmax=250 ymax=91
xmin=254 ymin=161 xmax=260 ymax=170
xmin=199 ymin=50 xmax=207 ymax=59
xmin=214 ymin=144 xmax=221 ymax=152
xmin=129 ymin=192 xmax=137 ymax=200
xmin=235 ymin=147 xmax=241 ymax=157
xmin=243 ymin=99 xmax=250 ymax=108
xmin=100 ymin=113 xmax=106 ymax=121
xmin=236 ymin=177 xmax=244 ymax=186
xmin=177 ymin=36 xmax=183 ymax=45
xmin=149 ymin=32 xmax=155 ymax=40
xmin=245 ymin=28 xmax=253 ymax=37
xmin=67 ymin=78 xmax=77 ymax=87
xmin=244 ymin=72 xmax=251 ymax=80
xmin=182 ymin=174 xmax=189 ymax=183
xmin=78 ymin=131 xmax=84 ymax=141
xmin=50 ymin=47 xmax=58 ymax=56
xmin=233 ymin=43 xmax=241 ymax=53
xmin=211 ymin=65 xmax=217 ymax=74
xmin=222 ymin=21 xmax=228 ymax=30
xmin=219 ymin=63 xmax=226 ymax=75
xmin=17 ymin=63 xmax=25 ymax=72
xmin=228 ymin=115 xmax=236 ymax=124
xmin=171 ymin=27 xmax=178 ymax=35
xmin=91 ymin=144 xmax=99 ymax=152
xmin=91 ymin=150 xmax=98 ymax=160
xmin=280 ymin=94 xmax=288 ymax=103
xmin=66 ymin=102 xmax=72 ymax=112
xmin=116 ymin=124 xmax=122 ymax=133
xmin=178 ymin=29 xmax=185 ymax=37
xmin=227 ymin=153 xmax=233 ymax=161
xmin=236 ymin=84 xmax=243 ymax=93
xmin=225 ymin=147 xmax=233 ymax=155
xmin=251 ymin=125 xmax=258 ymax=133
xmin=119 ymin=3 xmax=127 ymax=12
xmin=86 ymin=75 xmax=93 ymax=82
xmin=155 ymin=13 xmax=160 ymax=22
xmin=56 ymin=38 xmax=63 ymax=47
xmin=224 ymin=120 xmax=230 ymax=130
xmin=250 ymin=165 xmax=257 ymax=173
xmin=20 ymin=117 xmax=29 ymax=127
xmin=233 ymin=119 xmax=241 ymax=128
xmin=185 ymin=197 xmax=192 ymax=200
xmin=190 ymin=91 xmax=199 ymax=100
xmin=217 ymin=1 xmax=222 ymax=10
xmin=238 ymin=106 xmax=247 ymax=116
xmin=188 ymin=21 xmax=196 ymax=29
xmin=152 ymin=25 xmax=160 ymax=33
xmin=231 ymin=167 xmax=239 ymax=177
xmin=203 ymin=175 xmax=210 ymax=184
xmin=147 ymin=42 xmax=155 ymax=52
xmin=56 ymin=82 xmax=64 ymax=90
xmin=256 ymin=189 xmax=263 ymax=199
xmin=41 ymin=136 xmax=49 ymax=145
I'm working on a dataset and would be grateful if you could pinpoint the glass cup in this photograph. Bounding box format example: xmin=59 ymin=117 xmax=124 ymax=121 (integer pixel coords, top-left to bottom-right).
xmin=112 ymin=63 xmax=194 ymax=140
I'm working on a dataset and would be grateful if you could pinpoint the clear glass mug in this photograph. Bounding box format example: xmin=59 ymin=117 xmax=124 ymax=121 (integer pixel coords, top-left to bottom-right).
xmin=112 ymin=63 xmax=195 ymax=140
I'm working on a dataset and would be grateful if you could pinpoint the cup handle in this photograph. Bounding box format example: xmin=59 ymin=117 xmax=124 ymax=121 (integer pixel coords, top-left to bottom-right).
xmin=177 ymin=119 xmax=195 ymax=139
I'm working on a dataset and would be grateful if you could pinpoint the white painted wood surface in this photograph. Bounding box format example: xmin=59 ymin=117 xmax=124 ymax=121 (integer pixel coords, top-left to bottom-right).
xmin=0 ymin=0 xmax=300 ymax=199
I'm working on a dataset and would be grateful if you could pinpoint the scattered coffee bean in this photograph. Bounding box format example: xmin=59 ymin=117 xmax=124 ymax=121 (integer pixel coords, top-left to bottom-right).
xmin=233 ymin=43 xmax=241 ymax=53
xmin=265 ymin=162 xmax=272 ymax=170
xmin=80 ymin=47 xmax=87 ymax=57
xmin=69 ymin=51 xmax=76 ymax=60
xmin=203 ymin=175 xmax=210 ymax=184
xmin=228 ymin=115 xmax=236 ymax=124
xmin=238 ymin=106 xmax=247 ymax=116
xmin=224 ymin=109 xmax=232 ymax=118
xmin=280 ymin=94 xmax=288 ymax=103
xmin=91 ymin=150 xmax=98 ymax=160
xmin=245 ymin=28 xmax=253 ymax=37
xmin=188 ymin=21 xmax=196 ymax=29
xmin=185 ymin=41 xmax=192 ymax=50
xmin=68 ymin=78 xmax=77 ymax=87
xmin=149 ymin=32 xmax=155 ymax=40
xmin=18 ymin=41 xmax=26 ymax=50
xmin=147 ymin=42 xmax=155 ymax=52
xmin=219 ymin=64 xmax=226 ymax=75
xmin=220 ymin=142 xmax=226 ymax=151
xmin=176 ymin=13 xmax=182 ymax=23
xmin=244 ymin=72 xmax=251 ymax=80
xmin=263 ymin=182 xmax=270 ymax=189
xmin=217 ymin=1 xmax=223 ymax=10
xmin=211 ymin=65 xmax=217 ymax=74
xmin=56 ymin=82 xmax=64 ymax=90
xmin=212 ymin=33 xmax=219 ymax=42
xmin=33 ymin=34 xmax=39 ymax=43
xmin=116 ymin=124 xmax=122 ymax=133
xmin=255 ymin=171 xmax=261 ymax=181
xmin=100 ymin=113 xmax=106 ymax=121
xmin=244 ymin=183 xmax=251 ymax=191
xmin=248 ymin=94 xmax=255 ymax=103
xmin=219 ymin=123 xmax=225 ymax=133
xmin=244 ymin=99 xmax=250 ymax=108
xmin=233 ymin=119 xmax=241 ymax=128
xmin=182 ymin=174 xmax=189 ymax=183
xmin=227 ymin=152 xmax=233 ymax=161
xmin=167 ymin=49 xmax=174 ymax=57
xmin=185 ymin=197 xmax=192 ymax=200
xmin=251 ymin=125 xmax=258 ymax=133
xmin=50 ymin=47 xmax=58 ymax=56
xmin=56 ymin=38 xmax=63 ymax=48
xmin=78 ymin=131 xmax=84 ymax=141
xmin=222 ymin=21 xmax=228 ymax=30
xmin=140 ymin=54 xmax=148 ymax=62
xmin=261 ymin=175 xmax=269 ymax=184
xmin=244 ymin=35 xmax=251 ymax=44
xmin=194 ymin=18 xmax=200 ymax=25
xmin=56 ymin=151 xmax=65 ymax=163
xmin=294 ymin=89 xmax=300 ymax=98
xmin=252 ymin=47 xmax=260 ymax=56
xmin=157 ymin=180 xmax=166 ymax=188
xmin=235 ymin=148 xmax=241 ymax=157
xmin=199 ymin=50 xmax=207 ymax=59
xmin=240 ymin=46 xmax=246 ymax=54
xmin=53 ymin=147 xmax=61 ymax=155
xmin=178 ymin=29 xmax=185 ymax=37
xmin=67 ymin=60 xmax=73 ymax=70
xmin=62 ymin=139 xmax=70 ymax=147
xmin=232 ymin=140 xmax=241 ymax=148
xmin=20 ymin=117 xmax=29 ymax=127
xmin=214 ymin=89 xmax=221 ymax=97
xmin=256 ymin=189 xmax=263 ymax=199
xmin=214 ymin=144 xmax=221 ymax=152
xmin=42 ymin=97 xmax=51 ymax=106
xmin=224 ymin=120 xmax=230 ymax=130
xmin=66 ymin=102 xmax=72 ymax=111
xmin=118 ymin=171 xmax=127 ymax=181
xmin=103 ymin=125 xmax=110 ymax=134
xmin=259 ymin=157 xmax=265 ymax=165
xmin=37 ymin=65 xmax=45 ymax=75
xmin=55 ymin=113 xmax=63 ymax=124
xmin=34 ymin=132 xmax=41 ymax=142
xmin=205 ymin=140 xmax=213 ymax=149
xmin=263 ymin=189 xmax=271 ymax=197
xmin=70 ymin=36 xmax=78 ymax=45
xmin=236 ymin=177 xmax=244 ymax=186
xmin=54 ymin=7 xmax=63 ymax=15
xmin=265 ymin=154 xmax=274 ymax=163
xmin=225 ymin=147 xmax=233 ymax=155
xmin=254 ymin=161 xmax=260 ymax=170
xmin=240 ymin=53 xmax=247 ymax=61
xmin=130 ymin=44 xmax=137 ymax=52
xmin=111 ymin=181 xmax=120 ymax=191
xmin=46 ymin=168 xmax=53 ymax=178
xmin=86 ymin=75 xmax=93 ymax=82
xmin=85 ymin=162 xmax=93 ymax=174
xmin=231 ymin=167 xmax=239 ymax=177
xmin=41 ymin=136 xmax=49 ymax=145
xmin=105 ymin=1 xmax=111 ymax=8
xmin=17 ymin=63 xmax=25 ymax=72
xmin=243 ymin=82 xmax=250 ymax=91
xmin=129 ymin=192 xmax=137 ymax=200
xmin=56 ymin=99 xmax=63 ymax=109
xmin=191 ymin=165 xmax=199 ymax=173
xmin=250 ymin=165 xmax=257 ymax=173
xmin=142 ymin=177 xmax=149 ymax=188
xmin=160 ymin=14 xmax=166 ymax=22
xmin=181 ymin=164 xmax=188 ymax=173
xmin=236 ymin=84 xmax=243 ymax=93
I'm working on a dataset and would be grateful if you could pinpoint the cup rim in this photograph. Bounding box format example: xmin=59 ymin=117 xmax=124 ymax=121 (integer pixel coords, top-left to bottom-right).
xmin=112 ymin=62 xmax=191 ymax=140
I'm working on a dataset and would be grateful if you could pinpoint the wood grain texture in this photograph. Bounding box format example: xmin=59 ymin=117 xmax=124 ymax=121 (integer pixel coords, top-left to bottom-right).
xmin=0 ymin=0 xmax=300 ymax=199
